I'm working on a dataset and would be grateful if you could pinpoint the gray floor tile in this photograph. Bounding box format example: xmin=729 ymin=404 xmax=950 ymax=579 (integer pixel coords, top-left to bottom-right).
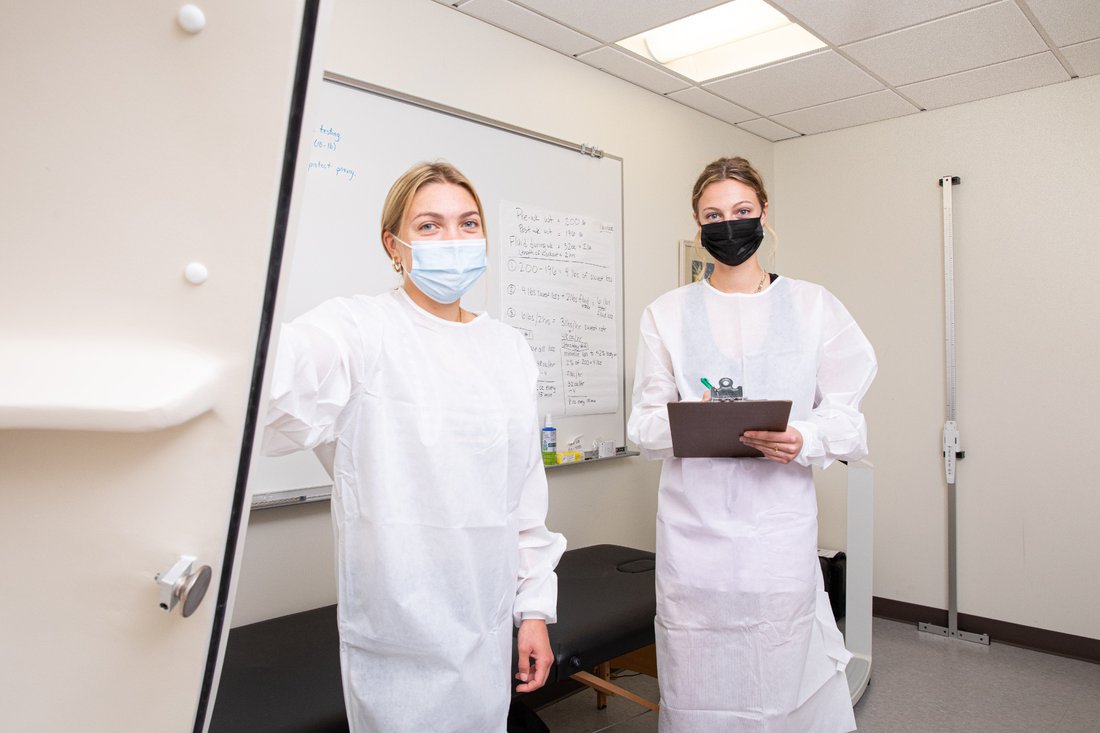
xmin=536 ymin=672 xmax=658 ymax=732
xmin=535 ymin=618 xmax=1100 ymax=733
xmin=854 ymin=619 xmax=1098 ymax=733
xmin=594 ymin=710 xmax=659 ymax=733
xmin=1052 ymin=674 xmax=1100 ymax=733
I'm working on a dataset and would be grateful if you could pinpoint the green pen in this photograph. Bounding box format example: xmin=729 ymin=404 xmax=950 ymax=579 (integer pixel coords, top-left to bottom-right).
xmin=700 ymin=377 xmax=714 ymax=390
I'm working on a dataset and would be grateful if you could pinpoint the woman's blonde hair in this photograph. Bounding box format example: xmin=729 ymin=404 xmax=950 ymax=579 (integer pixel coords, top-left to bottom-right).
xmin=691 ymin=156 xmax=769 ymax=216
xmin=380 ymin=161 xmax=486 ymax=256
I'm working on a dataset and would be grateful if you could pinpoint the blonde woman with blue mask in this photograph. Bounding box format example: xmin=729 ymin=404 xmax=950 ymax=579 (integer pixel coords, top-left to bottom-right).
xmin=264 ymin=161 xmax=566 ymax=732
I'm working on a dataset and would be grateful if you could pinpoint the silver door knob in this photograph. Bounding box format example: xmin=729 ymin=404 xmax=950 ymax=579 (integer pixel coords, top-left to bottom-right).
xmin=156 ymin=556 xmax=213 ymax=618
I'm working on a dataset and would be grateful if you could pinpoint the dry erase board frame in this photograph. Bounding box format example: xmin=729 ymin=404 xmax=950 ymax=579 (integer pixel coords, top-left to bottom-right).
xmin=250 ymin=73 xmax=628 ymax=504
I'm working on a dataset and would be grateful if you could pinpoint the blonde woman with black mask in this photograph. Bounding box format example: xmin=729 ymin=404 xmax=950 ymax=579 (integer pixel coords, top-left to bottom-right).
xmin=629 ymin=156 xmax=876 ymax=732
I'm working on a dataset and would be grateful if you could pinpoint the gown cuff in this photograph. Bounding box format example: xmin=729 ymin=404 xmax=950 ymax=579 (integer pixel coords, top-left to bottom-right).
xmin=789 ymin=420 xmax=823 ymax=467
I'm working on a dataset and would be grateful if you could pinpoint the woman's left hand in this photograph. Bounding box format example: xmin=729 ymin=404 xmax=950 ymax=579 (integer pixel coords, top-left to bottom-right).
xmin=741 ymin=426 xmax=803 ymax=464
xmin=515 ymin=619 xmax=553 ymax=693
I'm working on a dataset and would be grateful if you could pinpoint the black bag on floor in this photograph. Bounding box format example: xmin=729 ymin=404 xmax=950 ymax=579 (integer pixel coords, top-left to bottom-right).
xmin=507 ymin=697 xmax=550 ymax=733
xmin=818 ymin=549 xmax=846 ymax=621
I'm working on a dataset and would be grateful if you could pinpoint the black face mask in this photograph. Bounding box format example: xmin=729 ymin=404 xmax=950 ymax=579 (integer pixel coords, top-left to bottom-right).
xmin=700 ymin=218 xmax=764 ymax=267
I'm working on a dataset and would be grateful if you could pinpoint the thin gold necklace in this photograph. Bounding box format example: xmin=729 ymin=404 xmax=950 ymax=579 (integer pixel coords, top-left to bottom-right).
xmin=754 ymin=270 xmax=769 ymax=293
xmin=706 ymin=269 xmax=770 ymax=293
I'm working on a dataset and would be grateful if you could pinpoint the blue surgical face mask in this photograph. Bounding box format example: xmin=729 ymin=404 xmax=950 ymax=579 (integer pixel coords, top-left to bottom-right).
xmin=395 ymin=237 xmax=487 ymax=304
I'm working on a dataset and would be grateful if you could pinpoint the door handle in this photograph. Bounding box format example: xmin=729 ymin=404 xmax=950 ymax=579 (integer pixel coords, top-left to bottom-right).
xmin=156 ymin=556 xmax=213 ymax=618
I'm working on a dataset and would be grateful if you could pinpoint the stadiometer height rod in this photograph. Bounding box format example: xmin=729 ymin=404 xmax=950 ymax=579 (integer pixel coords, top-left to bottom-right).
xmin=919 ymin=175 xmax=989 ymax=645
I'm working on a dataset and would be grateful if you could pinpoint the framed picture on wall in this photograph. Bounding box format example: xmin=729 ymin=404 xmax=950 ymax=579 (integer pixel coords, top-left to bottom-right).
xmin=679 ymin=239 xmax=713 ymax=286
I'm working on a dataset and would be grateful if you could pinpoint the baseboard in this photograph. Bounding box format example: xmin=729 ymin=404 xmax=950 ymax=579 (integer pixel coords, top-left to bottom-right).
xmin=873 ymin=597 xmax=1100 ymax=665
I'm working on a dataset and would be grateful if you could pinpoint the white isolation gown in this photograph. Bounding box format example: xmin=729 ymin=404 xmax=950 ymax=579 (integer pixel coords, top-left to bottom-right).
xmin=628 ymin=276 xmax=876 ymax=733
xmin=263 ymin=288 xmax=566 ymax=733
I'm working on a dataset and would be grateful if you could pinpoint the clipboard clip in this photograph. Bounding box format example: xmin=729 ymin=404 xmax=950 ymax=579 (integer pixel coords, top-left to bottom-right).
xmin=709 ymin=377 xmax=744 ymax=402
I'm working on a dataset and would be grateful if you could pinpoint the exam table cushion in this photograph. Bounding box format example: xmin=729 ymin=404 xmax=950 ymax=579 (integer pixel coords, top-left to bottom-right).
xmin=210 ymin=605 xmax=347 ymax=733
xmin=539 ymin=543 xmax=656 ymax=681
xmin=211 ymin=544 xmax=657 ymax=731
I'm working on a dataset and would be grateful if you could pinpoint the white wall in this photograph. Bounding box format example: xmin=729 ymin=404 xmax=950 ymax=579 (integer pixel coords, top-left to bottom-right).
xmin=776 ymin=76 xmax=1100 ymax=639
xmin=231 ymin=0 xmax=771 ymax=626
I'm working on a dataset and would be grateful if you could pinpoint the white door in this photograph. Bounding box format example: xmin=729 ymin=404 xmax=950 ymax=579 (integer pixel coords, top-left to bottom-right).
xmin=0 ymin=2 xmax=326 ymax=730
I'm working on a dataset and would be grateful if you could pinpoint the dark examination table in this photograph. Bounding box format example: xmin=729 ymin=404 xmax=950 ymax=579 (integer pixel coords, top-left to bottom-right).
xmin=210 ymin=544 xmax=658 ymax=732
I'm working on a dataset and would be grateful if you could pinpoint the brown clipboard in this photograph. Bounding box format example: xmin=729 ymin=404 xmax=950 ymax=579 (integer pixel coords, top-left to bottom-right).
xmin=666 ymin=399 xmax=793 ymax=458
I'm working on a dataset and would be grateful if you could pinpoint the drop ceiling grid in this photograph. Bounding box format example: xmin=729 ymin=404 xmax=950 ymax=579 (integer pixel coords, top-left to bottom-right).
xmin=899 ymin=52 xmax=1069 ymax=110
xmin=431 ymin=0 xmax=1097 ymax=141
xmin=513 ymin=0 xmax=729 ymax=43
xmin=769 ymin=0 xmax=997 ymax=46
xmin=667 ymin=87 xmax=757 ymax=124
xmin=773 ymin=89 xmax=919 ymax=135
xmin=736 ymin=117 xmax=800 ymax=142
xmin=577 ymin=47 xmax=692 ymax=95
xmin=703 ymin=51 xmax=884 ymax=117
xmin=1023 ymin=0 xmax=1100 ymax=47
xmin=1061 ymin=38 xmax=1100 ymax=77
xmin=841 ymin=1 xmax=1050 ymax=86
xmin=459 ymin=0 xmax=601 ymax=57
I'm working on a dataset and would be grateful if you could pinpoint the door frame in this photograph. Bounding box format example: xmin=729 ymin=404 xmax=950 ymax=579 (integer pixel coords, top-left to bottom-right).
xmin=193 ymin=1 xmax=323 ymax=729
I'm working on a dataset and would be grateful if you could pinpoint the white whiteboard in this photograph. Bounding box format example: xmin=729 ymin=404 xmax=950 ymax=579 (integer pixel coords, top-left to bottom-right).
xmin=250 ymin=75 xmax=626 ymax=498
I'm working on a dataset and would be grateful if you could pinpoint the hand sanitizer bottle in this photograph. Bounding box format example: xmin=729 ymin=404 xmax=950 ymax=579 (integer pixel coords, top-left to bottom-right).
xmin=541 ymin=414 xmax=557 ymax=467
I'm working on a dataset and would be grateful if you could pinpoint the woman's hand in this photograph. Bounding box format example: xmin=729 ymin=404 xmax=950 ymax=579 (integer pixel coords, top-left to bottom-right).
xmin=515 ymin=619 xmax=553 ymax=693
xmin=741 ymin=426 xmax=803 ymax=464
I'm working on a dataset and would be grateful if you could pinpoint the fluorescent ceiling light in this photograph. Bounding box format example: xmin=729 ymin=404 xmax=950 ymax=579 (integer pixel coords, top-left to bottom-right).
xmin=617 ymin=0 xmax=825 ymax=82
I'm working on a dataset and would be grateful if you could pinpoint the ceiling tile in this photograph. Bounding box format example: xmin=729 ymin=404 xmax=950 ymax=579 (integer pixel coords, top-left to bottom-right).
xmin=899 ymin=52 xmax=1069 ymax=110
xmin=515 ymin=0 xmax=726 ymax=43
xmin=576 ymin=47 xmax=691 ymax=95
xmin=770 ymin=0 xmax=990 ymax=45
xmin=842 ymin=1 xmax=1048 ymax=86
xmin=703 ymin=51 xmax=881 ymax=116
xmin=1062 ymin=38 xmax=1100 ymax=78
xmin=460 ymin=0 xmax=600 ymax=56
xmin=666 ymin=87 xmax=755 ymax=124
xmin=736 ymin=118 xmax=801 ymax=142
xmin=1024 ymin=0 xmax=1100 ymax=47
xmin=772 ymin=90 xmax=917 ymax=135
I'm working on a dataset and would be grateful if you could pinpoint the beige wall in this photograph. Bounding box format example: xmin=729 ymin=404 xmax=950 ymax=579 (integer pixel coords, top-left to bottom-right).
xmin=775 ymin=76 xmax=1100 ymax=639
xmin=231 ymin=0 xmax=771 ymax=626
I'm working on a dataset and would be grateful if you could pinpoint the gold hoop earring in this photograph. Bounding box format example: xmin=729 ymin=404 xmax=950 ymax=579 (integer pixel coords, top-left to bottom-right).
xmin=392 ymin=259 xmax=402 ymax=273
